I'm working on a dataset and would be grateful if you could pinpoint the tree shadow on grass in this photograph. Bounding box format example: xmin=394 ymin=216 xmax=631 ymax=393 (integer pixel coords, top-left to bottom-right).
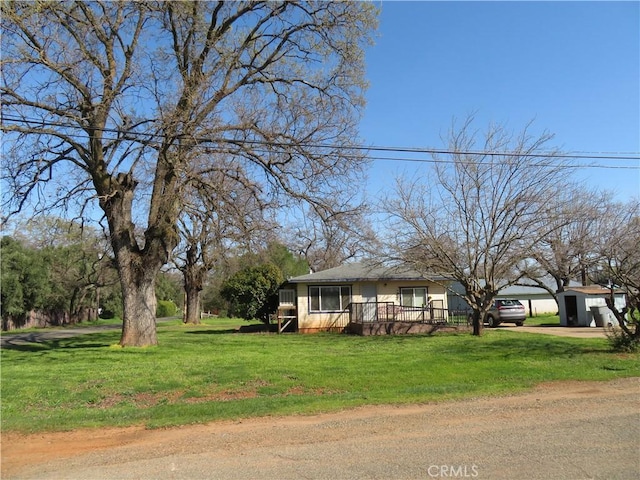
xmin=431 ymin=334 xmax=607 ymax=360
xmin=185 ymin=329 xmax=240 ymax=335
xmin=185 ymin=324 xmax=276 ymax=335
xmin=0 ymin=342 xmax=52 ymax=352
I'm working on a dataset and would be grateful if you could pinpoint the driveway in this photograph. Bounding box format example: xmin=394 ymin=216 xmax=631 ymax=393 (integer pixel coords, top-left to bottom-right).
xmin=0 ymin=324 xmax=122 ymax=348
xmin=495 ymin=325 xmax=609 ymax=339
xmin=0 ymin=319 xmax=177 ymax=348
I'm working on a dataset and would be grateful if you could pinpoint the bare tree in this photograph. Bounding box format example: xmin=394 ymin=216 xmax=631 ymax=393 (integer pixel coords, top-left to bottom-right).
xmin=516 ymin=188 xmax=614 ymax=305
xmin=594 ymin=201 xmax=640 ymax=349
xmin=290 ymin=197 xmax=377 ymax=272
xmin=383 ymin=118 xmax=572 ymax=335
xmin=1 ymin=1 xmax=377 ymax=346
xmin=176 ymin=159 xmax=274 ymax=324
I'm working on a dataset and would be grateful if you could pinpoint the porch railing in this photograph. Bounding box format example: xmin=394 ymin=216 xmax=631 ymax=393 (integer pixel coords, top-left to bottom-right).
xmin=348 ymin=302 xmax=469 ymax=326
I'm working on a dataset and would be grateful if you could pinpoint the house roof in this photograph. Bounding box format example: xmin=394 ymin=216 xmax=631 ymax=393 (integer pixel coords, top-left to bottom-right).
xmin=288 ymin=261 xmax=450 ymax=284
xmin=496 ymin=279 xmax=582 ymax=298
xmin=496 ymin=284 xmax=554 ymax=297
xmin=561 ymin=286 xmax=625 ymax=296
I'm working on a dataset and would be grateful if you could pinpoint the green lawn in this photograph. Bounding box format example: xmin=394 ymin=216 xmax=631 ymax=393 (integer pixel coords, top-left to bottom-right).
xmin=523 ymin=313 xmax=560 ymax=326
xmin=1 ymin=317 xmax=637 ymax=433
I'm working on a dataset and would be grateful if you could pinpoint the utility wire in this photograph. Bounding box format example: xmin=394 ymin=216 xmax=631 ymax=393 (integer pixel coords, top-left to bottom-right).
xmin=224 ymin=146 xmax=639 ymax=170
xmin=218 ymin=137 xmax=640 ymax=161
xmin=2 ymin=114 xmax=640 ymax=168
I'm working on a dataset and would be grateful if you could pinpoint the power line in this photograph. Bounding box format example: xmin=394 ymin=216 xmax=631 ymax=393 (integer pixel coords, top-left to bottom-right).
xmin=236 ymin=146 xmax=639 ymax=170
xmin=222 ymin=139 xmax=640 ymax=163
xmin=2 ymin=114 xmax=640 ymax=169
xmin=218 ymin=136 xmax=640 ymax=161
xmin=365 ymin=154 xmax=639 ymax=170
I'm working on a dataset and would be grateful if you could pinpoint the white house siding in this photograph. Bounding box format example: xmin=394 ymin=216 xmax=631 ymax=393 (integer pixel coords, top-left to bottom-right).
xmin=369 ymin=280 xmax=448 ymax=306
xmin=295 ymin=283 xmax=350 ymax=333
xmin=295 ymin=280 xmax=449 ymax=333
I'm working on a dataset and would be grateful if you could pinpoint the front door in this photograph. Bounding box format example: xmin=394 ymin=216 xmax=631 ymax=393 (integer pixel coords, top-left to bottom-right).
xmin=361 ymin=284 xmax=377 ymax=322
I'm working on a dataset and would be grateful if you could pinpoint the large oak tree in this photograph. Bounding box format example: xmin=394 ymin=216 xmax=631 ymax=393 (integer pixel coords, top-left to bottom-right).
xmin=1 ymin=1 xmax=377 ymax=345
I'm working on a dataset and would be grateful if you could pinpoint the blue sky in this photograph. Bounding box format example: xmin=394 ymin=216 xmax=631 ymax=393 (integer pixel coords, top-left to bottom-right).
xmin=359 ymin=1 xmax=640 ymax=202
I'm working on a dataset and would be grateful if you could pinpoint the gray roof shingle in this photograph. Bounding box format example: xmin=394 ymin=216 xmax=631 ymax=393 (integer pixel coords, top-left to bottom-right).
xmin=288 ymin=261 xmax=449 ymax=284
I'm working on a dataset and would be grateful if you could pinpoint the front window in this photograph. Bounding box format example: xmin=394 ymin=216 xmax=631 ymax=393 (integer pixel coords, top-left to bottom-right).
xmin=309 ymin=286 xmax=351 ymax=312
xmin=400 ymin=287 xmax=428 ymax=307
xmin=279 ymin=289 xmax=296 ymax=306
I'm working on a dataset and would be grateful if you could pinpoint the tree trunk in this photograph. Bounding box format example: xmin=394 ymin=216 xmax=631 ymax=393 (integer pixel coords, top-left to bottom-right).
xmin=605 ymin=292 xmax=639 ymax=342
xmin=116 ymin=250 xmax=159 ymax=347
xmin=98 ymin=173 xmax=171 ymax=347
xmin=472 ymin=310 xmax=483 ymax=336
xmin=181 ymin=244 xmax=206 ymax=325
xmin=184 ymin=284 xmax=202 ymax=325
xmin=120 ymin=289 xmax=157 ymax=346
xmin=182 ymin=258 xmax=205 ymax=325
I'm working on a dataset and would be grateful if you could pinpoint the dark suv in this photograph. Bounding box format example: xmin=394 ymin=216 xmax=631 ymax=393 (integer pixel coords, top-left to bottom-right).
xmin=486 ymin=299 xmax=526 ymax=327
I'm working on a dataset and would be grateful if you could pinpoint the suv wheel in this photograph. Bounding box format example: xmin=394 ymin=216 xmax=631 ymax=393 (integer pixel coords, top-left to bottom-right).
xmin=515 ymin=321 xmax=524 ymax=327
xmin=487 ymin=315 xmax=498 ymax=328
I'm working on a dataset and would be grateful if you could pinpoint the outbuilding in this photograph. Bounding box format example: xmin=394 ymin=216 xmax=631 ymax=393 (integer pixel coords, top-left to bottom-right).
xmin=557 ymin=286 xmax=626 ymax=327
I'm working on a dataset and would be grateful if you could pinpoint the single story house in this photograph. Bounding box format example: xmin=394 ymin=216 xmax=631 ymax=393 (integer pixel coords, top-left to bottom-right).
xmin=557 ymin=286 xmax=626 ymax=327
xmin=278 ymin=262 xmax=464 ymax=334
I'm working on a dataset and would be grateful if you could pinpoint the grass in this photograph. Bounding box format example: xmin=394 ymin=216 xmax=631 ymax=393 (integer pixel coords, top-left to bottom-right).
xmin=1 ymin=317 xmax=638 ymax=433
xmin=522 ymin=313 xmax=560 ymax=326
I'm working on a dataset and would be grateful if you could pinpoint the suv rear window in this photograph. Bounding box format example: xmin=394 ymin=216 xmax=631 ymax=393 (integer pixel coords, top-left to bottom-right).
xmin=497 ymin=300 xmax=522 ymax=307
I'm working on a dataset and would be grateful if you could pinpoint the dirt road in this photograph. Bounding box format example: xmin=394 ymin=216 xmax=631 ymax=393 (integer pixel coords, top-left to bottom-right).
xmin=2 ymin=377 xmax=638 ymax=480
